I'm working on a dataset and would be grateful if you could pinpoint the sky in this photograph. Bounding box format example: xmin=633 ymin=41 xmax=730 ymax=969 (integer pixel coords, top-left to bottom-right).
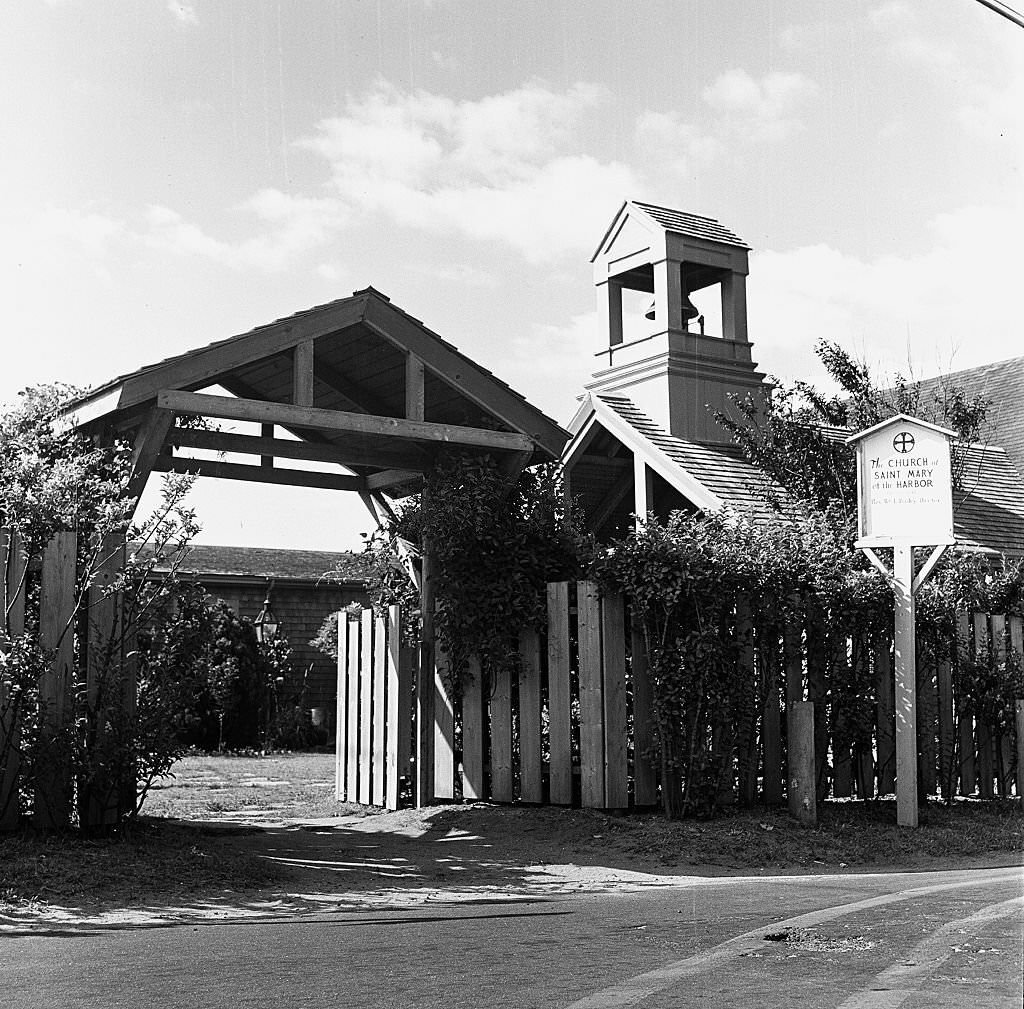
xmin=1 ymin=1 xmax=1021 ymax=552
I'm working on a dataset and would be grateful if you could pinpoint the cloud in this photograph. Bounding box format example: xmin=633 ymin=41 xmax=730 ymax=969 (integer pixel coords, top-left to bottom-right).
xmin=167 ymin=2 xmax=199 ymax=26
xmin=747 ymin=201 xmax=1024 ymax=388
xmin=702 ymin=69 xmax=818 ymax=142
xmin=299 ymin=80 xmax=639 ymax=262
xmin=635 ymin=111 xmax=722 ymax=173
xmin=142 ymin=191 xmax=345 ymax=271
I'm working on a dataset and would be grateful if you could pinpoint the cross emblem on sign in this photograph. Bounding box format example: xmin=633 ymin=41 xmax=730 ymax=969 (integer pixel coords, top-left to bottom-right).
xmin=893 ymin=431 xmax=915 ymax=454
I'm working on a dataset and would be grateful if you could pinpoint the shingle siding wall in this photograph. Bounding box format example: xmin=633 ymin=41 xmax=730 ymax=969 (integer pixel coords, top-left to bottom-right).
xmin=200 ymin=579 xmax=369 ymax=722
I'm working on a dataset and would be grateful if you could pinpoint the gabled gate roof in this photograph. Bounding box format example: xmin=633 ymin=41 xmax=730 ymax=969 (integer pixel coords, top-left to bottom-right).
xmin=58 ymin=287 xmax=568 ymax=501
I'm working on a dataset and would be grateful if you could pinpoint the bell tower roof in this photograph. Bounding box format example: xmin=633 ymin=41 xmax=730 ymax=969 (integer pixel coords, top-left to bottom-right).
xmin=592 ymin=200 xmax=749 ymax=263
xmin=587 ymin=198 xmax=764 ymax=446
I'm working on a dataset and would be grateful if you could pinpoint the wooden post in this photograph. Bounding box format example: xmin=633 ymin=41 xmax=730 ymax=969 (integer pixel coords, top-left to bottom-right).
xmin=577 ymin=580 xmax=605 ymax=809
xmin=917 ymin=647 xmax=938 ymax=799
xmin=80 ymin=533 xmax=126 ymax=832
xmin=546 ymin=582 xmax=573 ymax=806
xmin=293 ymin=339 xmax=314 ymax=406
xmin=461 ymin=655 xmax=486 ymax=802
xmin=490 ymin=662 xmax=514 ymax=802
xmin=433 ymin=645 xmax=455 ymax=801
xmin=805 ymin=609 xmax=829 ymax=802
xmin=358 ymin=609 xmax=373 ymax=805
xmin=788 ymin=701 xmax=816 ymax=826
xmin=1011 ymin=617 xmax=1023 ymax=801
xmin=601 ymin=593 xmax=628 ymax=810
xmin=937 ymin=654 xmax=955 ymax=799
xmin=630 ymin=622 xmax=658 ymax=807
xmin=974 ymin=613 xmax=994 ymax=799
xmin=416 ymin=536 xmax=436 ymax=807
xmin=736 ymin=599 xmax=758 ymax=807
xmin=518 ymin=629 xmax=543 ymax=804
xmin=762 ymin=627 xmax=783 ymax=805
xmin=384 ymin=605 xmax=407 ymax=811
xmin=956 ymin=612 xmax=976 ymax=795
xmin=336 ymin=617 xmax=354 ymax=796
xmin=831 ymin=636 xmax=852 ymax=799
xmin=893 ymin=544 xmax=918 ymax=827
xmin=346 ymin=616 xmax=360 ymax=802
xmin=372 ymin=610 xmax=387 ymax=808
xmin=35 ymin=532 xmax=77 ymax=829
xmin=876 ymin=639 xmax=895 ymax=795
xmin=1016 ymin=700 xmax=1024 ymax=802
xmin=783 ymin=606 xmax=804 ymax=809
xmin=0 ymin=528 xmax=27 ymax=832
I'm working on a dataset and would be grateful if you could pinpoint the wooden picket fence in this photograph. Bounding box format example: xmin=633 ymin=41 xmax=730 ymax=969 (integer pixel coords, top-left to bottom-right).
xmin=336 ymin=581 xmax=1024 ymax=811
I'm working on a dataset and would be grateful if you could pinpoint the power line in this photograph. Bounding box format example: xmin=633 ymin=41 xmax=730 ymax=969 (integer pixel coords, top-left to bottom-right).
xmin=974 ymin=0 xmax=1024 ymax=29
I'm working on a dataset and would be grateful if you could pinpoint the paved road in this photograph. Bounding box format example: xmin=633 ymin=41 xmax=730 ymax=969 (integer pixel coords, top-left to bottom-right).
xmin=4 ymin=866 xmax=1021 ymax=1008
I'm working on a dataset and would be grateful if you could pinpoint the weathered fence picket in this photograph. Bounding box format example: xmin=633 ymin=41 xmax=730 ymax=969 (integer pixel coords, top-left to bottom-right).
xmin=517 ymin=628 xmax=543 ymax=804
xmin=546 ymin=581 xmax=573 ymax=805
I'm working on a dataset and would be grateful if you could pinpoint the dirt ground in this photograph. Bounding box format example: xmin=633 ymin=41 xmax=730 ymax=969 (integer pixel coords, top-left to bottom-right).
xmin=2 ymin=753 xmax=1021 ymax=931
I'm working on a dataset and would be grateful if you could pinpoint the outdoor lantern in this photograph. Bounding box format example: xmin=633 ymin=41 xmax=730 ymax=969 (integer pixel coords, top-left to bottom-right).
xmin=254 ymin=590 xmax=279 ymax=645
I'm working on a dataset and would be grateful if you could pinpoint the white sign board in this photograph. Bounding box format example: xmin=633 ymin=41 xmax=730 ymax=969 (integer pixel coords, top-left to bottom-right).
xmin=849 ymin=415 xmax=954 ymax=547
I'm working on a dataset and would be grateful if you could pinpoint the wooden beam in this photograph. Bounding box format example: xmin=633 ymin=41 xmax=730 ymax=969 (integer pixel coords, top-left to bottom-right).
xmin=366 ymin=469 xmax=421 ymax=492
xmin=293 ymin=340 xmax=314 ymax=407
xmin=126 ymin=408 xmax=174 ymax=504
xmin=155 ymin=456 xmax=365 ymax=492
xmin=169 ymin=426 xmax=428 ymax=471
xmin=158 ymin=390 xmax=535 ymax=454
xmin=406 ymin=355 xmax=425 ymax=421
xmin=260 ymin=423 xmax=274 ymax=469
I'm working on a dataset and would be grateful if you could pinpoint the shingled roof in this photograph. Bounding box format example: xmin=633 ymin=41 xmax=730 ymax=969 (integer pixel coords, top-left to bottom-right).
xmin=629 ymin=201 xmax=750 ymax=249
xmin=910 ymin=356 xmax=1024 ymax=481
xmin=142 ymin=544 xmax=371 ymax=584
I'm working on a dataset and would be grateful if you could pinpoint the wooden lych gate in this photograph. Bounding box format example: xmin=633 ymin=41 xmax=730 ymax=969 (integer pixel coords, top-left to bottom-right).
xmin=336 ymin=582 xmax=1024 ymax=814
xmin=1 ymin=288 xmax=566 ymax=830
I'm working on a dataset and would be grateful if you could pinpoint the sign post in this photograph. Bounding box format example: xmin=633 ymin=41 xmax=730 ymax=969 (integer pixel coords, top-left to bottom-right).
xmin=847 ymin=415 xmax=956 ymax=828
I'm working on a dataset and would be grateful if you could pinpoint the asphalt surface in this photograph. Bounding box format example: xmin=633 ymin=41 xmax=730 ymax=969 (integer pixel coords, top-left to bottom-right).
xmin=4 ymin=866 xmax=1021 ymax=1008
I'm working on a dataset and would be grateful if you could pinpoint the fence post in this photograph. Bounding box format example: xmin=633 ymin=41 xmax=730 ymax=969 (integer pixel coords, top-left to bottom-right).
xmin=875 ymin=638 xmax=895 ymax=794
xmin=384 ymin=605 xmax=410 ymax=811
xmin=577 ymin=580 xmax=605 ymax=809
xmin=359 ymin=609 xmax=374 ymax=805
xmin=416 ymin=539 xmax=436 ymax=807
xmin=973 ymin=613 xmax=994 ymax=799
xmin=762 ymin=625 xmax=783 ymax=806
xmin=80 ymin=533 xmax=126 ymax=833
xmin=1011 ymin=616 xmax=1023 ymax=801
xmin=35 ymin=531 xmax=77 ymax=830
xmin=518 ymin=629 xmax=543 ymax=804
xmin=735 ymin=598 xmax=758 ymax=807
xmin=956 ymin=612 xmax=975 ymax=795
xmin=546 ymin=582 xmax=573 ymax=806
xmin=335 ymin=611 xmax=348 ymax=801
xmin=805 ymin=607 xmax=829 ymax=801
xmin=372 ymin=610 xmax=387 ymax=808
xmin=631 ymin=621 xmax=658 ymax=808
xmin=601 ymin=593 xmax=628 ymax=810
xmin=788 ymin=701 xmax=817 ymax=826
xmin=1 ymin=528 xmax=27 ymax=832
xmin=830 ymin=636 xmax=852 ymax=799
xmin=432 ymin=643 xmax=455 ymax=802
xmin=346 ymin=615 xmax=360 ymax=802
xmin=490 ymin=661 xmax=514 ymax=802
xmin=1016 ymin=700 xmax=1024 ymax=802
xmin=937 ymin=651 xmax=955 ymax=800
xmin=461 ymin=655 xmax=486 ymax=802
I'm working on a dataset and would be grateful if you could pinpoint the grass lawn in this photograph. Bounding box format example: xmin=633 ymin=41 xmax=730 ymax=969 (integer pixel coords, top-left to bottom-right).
xmin=1 ymin=752 xmax=1021 ymax=918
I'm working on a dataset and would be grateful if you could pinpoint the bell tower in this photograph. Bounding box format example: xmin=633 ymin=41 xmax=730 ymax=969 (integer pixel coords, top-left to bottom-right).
xmin=587 ymin=200 xmax=766 ymax=445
